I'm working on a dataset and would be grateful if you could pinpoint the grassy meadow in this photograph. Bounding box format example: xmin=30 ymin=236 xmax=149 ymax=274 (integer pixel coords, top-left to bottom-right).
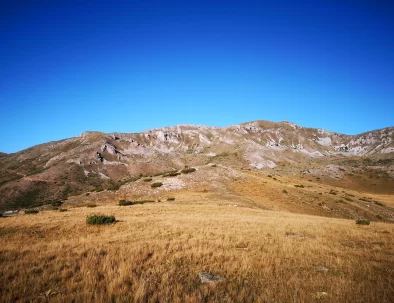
xmin=1 ymin=197 xmax=393 ymax=302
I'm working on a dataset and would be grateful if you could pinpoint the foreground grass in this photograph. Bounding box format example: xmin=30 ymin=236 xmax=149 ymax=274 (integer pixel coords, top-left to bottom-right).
xmin=0 ymin=202 xmax=393 ymax=302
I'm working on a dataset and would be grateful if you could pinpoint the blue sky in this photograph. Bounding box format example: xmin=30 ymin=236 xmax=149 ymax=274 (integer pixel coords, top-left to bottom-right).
xmin=1 ymin=0 xmax=394 ymax=153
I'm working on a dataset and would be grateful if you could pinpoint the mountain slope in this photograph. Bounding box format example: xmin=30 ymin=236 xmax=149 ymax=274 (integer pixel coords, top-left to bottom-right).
xmin=0 ymin=120 xmax=393 ymax=212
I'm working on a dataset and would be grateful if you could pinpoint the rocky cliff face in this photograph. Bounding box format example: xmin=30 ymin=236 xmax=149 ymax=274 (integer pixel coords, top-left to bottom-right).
xmin=0 ymin=120 xmax=393 ymax=209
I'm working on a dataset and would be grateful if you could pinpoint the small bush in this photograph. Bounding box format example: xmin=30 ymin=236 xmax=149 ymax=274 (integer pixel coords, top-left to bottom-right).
xmin=167 ymin=197 xmax=175 ymax=201
xmin=181 ymin=167 xmax=196 ymax=174
xmin=329 ymin=190 xmax=337 ymax=195
xmin=143 ymin=178 xmax=152 ymax=182
xmin=282 ymin=189 xmax=288 ymax=194
xmin=151 ymin=182 xmax=163 ymax=188
xmin=294 ymin=184 xmax=304 ymax=188
xmin=51 ymin=200 xmax=63 ymax=207
xmin=86 ymin=203 xmax=97 ymax=208
xmin=119 ymin=200 xmax=133 ymax=206
xmin=25 ymin=209 xmax=39 ymax=214
xmin=374 ymin=201 xmax=385 ymax=207
xmin=86 ymin=214 xmax=116 ymax=225
xmin=376 ymin=215 xmax=383 ymax=220
xmin=59 ymin=208 xmax=68 ymax=212
xmin=163 ymin=171 xmax=180 ymax=177
xmin=356 ymin=218 xmax=370 ymax=225
xmin=211 ymin=164 xmax=217 ymax=167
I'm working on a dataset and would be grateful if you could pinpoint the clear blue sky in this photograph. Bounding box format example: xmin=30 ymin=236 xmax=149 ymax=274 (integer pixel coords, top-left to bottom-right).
xmin=1 ymin=0 xmax=394 ymax=153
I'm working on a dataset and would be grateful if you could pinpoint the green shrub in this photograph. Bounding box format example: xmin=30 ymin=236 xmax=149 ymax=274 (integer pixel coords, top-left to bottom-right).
xmin=167 ymin=197 xmax=175 ymax=201
xmin=163 ymin=171 xmax=180 ymax=177
xmin=86 ymin=214 xmax=116 ymax=225
xmin=151 ymin=182 xmax=163 ymax=188
xmin=25 ymin=209 xmax=39 ymax=214
xmin=143 ymin=178 xmax=152 ymax=182
xmin=356 ymin=218 xmax=370 ymax=225
xmin=59 ymin=208 xmax=68 ymax=212
xmin=119 ymin=200 xmax=133 ymax=206
xmin=181 ymin=167 xmax=196 ymax=174
xmin=374 ymin=201 xmax=385 ymax=207
xmin=86 ymin=203 xmax=97 ymax=208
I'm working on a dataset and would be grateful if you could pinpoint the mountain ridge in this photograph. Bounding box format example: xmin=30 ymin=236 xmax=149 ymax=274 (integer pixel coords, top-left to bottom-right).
xmin=0 ymin=120 xmax=393 ymax=212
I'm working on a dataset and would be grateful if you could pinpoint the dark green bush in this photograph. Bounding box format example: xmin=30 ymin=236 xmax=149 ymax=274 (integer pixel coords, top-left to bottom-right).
xmin=86 ymin=214 xmax=116 ymax=225
xmin=25 ymin=209 xmax=39 ymax=214
xmin=356 ymin=218 xmax=370 ymax=225
xmin=181 ymin=167 xmax=196 ymax=174
xmin=119 ymin=200 xmax=133 ymax=206
xmin=151 ymin=182 xmax=163 ymax=188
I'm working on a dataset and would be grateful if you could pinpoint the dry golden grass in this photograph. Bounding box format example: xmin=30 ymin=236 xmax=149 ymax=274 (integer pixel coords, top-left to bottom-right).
xmin=1 ymin=198 xmax=393 ymax=302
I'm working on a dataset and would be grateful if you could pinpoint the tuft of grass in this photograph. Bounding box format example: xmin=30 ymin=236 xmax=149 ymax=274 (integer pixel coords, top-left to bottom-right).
xmin=86 ymin=214 xmax=116 ymax=225
xmin=151 ymin=182 xmax=163 ymax=188
xmin=24 ymin=209 xmax=39 ymax=214
xmin=356 ymin=218 xmax=370 ymax=225
xmin=181 ymin=167 xmax=196 ymax=174
xmin=86 ymin=203 xmax=97 ymax=208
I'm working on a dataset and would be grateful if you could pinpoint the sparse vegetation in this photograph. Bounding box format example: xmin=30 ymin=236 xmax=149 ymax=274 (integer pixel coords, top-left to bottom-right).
xmin=143 ymin=177 xmax=152 ymax=182
xmin=167 ymin=197 xmax=175 ymax=201
xmin=374 ymin=201 xmax=385 ymax=207
xmin=86 ymin=203 xmax=97 ymax=208
xmin=163 ymin=171 xmax=180 ymax=177
xmin=151 ymin=182 xmax=163 ymax=188
xmin=59 ymin=208 xmax=68 ymax=212
xmin=181 ymin=167 xmax=196 ymax=174
xmin=356 ymin=218 xmax=370 ymax=225
xmin=86 ymin=214 xmax=116 ymax=225
xmin=119 ymin=200 xmax=133 ymax=206
xmin=294 ymin=184 xmax=305 ymax=188
xmin=24 ymin=209 xmax=39 ymax=214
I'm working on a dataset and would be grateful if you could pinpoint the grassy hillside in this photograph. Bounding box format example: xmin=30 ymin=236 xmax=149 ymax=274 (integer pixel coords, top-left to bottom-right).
xmin=1 ymin=197 xmax=393 ymax=302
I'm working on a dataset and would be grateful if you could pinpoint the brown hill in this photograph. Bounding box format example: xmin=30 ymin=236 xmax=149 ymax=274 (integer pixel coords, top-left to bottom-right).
xmin=0 ymin=120 xmax=393 ymax=221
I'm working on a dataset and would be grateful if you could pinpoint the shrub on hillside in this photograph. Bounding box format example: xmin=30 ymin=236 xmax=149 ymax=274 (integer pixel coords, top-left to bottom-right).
xmin=163 ymin=171 xmax=180 ymax=177
xmin=151 ymin=182 xmax=163 ymax=188
xmin=181 ymin=167 xmax=196 ymax=174
xmin=143 ymin=178 xmax=152 ymax=182
xmin=25 ymin=209 xmax=39 ymax=214
xmin=119 ymin=200 xmax=133 ymax=206
xmin=86 ymin=214 xmax=116 ymax=225
xmin=167 ymin=197 xmax=175 ymax=201
xmin=356 ymin=218 xmax=370 ymax=225
xmin=59 ymin=208 xmax=68 ymax=212
xmin=86 ymin=203 xmax=97 ymax=208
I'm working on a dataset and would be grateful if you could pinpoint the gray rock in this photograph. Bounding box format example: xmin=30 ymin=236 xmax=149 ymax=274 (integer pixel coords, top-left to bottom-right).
xmin=198 ymin=271 xmax=225 ymax=284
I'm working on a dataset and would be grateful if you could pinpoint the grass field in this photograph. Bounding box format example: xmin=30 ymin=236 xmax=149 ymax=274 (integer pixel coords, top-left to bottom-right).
xmin=1 ymin=197 xmax=393 ymax=302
